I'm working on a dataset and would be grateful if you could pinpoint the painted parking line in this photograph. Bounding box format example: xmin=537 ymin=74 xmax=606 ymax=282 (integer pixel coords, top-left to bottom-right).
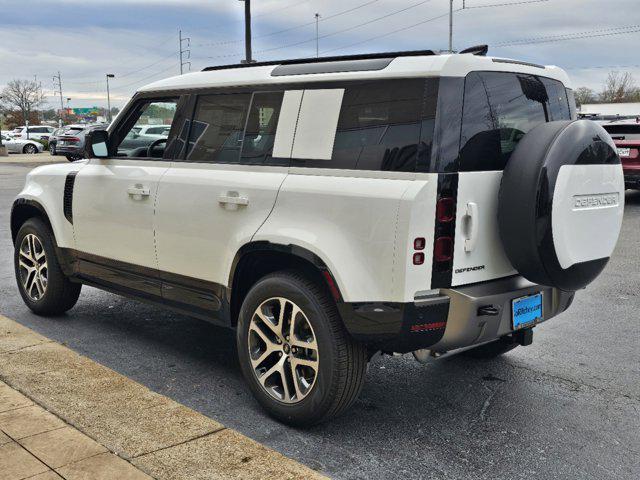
xmin=0 ymin=314 xmax=327 ymax=480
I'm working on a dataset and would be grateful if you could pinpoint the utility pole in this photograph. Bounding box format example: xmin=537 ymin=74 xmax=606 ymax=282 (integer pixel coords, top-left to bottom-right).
xmin=179 ymin=29 xmax=191 ymax=74
xmin=239 ymin=0 xmax=253 ymax=64
xmin=53 ymin=72 xmax=64 ymax=127
xmin=315 ymin=13 xmax=321 ymax=58
xmin=106 ymin=74 xmax=115 ymax=123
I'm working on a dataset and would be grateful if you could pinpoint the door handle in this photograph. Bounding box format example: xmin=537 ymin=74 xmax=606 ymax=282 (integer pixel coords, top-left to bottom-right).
xmin=218 ymin=191 xmax=249 ymax=210
xmin=127 ymin=184 xmax=150 ymax=200
xmin=464 ymin=201 xmax=479 ymax=252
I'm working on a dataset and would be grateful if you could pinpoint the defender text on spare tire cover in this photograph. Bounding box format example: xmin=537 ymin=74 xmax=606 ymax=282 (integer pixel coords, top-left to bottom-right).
xmin=498 ymin=120 xmax=624 ymax=291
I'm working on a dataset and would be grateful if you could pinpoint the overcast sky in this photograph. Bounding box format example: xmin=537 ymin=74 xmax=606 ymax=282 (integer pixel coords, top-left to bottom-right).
xmin=1 ymin=0 xmax=639 ymax=109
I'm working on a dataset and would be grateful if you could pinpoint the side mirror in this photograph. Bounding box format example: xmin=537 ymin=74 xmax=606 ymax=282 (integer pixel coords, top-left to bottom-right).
xmin=85 ymin=129 xmax=109 ymax=158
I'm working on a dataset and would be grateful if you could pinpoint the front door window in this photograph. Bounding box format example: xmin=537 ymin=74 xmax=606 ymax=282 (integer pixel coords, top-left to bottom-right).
xmin=115 ymin=100 xmax=178 ymax=158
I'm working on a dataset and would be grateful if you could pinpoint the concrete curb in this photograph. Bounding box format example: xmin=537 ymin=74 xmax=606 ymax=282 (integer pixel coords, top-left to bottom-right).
xmin=0 ymin=315 xmax=327 ymax=480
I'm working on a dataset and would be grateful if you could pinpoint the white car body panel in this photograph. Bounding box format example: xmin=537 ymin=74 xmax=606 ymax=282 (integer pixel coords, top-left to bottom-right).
xmin=552 ymin=164 xmax=625 ymax=269
xmin=291 ymin=89 xmax=344 ymax=160
xmin=73 ymin=159 xmax=170 ymax=268
xmin=155 ymin=163 xmax=287 ymax=285
xmin=255 ymin=169 xmax=415 ymax=302
xmin=452 ymin=171 xmax=516 ymax=286
xmin=15 ymin=163 xmax=83 ymax=248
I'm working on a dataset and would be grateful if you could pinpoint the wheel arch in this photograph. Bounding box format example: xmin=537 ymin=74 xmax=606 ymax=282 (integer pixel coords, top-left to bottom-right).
xmin=228 ymin=241 xmax=343 ymax=327
xmin=11 ymin=199 xmax=52 ymax=244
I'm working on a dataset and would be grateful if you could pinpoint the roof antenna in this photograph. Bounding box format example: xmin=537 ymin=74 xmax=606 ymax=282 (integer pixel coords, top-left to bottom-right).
xmin=459 ymin=45 xmax=489 ymax=56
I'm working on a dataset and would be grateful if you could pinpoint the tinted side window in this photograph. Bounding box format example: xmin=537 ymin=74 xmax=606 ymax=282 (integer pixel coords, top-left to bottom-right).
xmin=240 ymin=91 xmax=285 ymax=165
xmin=186 ymin=94 xmax=251 ymax=163
xmin=330 ymin=79 xmax=426 ymax=172
xmin=459 ymin=72 xmax=572 ymax=171
xmin=542 ymin=77 xmax=571 ymax=121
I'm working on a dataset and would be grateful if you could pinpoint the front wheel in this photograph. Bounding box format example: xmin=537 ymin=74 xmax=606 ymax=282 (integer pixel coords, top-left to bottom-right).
xmin=14 ymin=218 xmax=82 ymax=316
xmin=50 ymin=144 xmax=56 ymax=155
xmin=237 ymin=271 xmax=367 ymax=426
xmin=22 ymin=144 xmax=37 ymax=154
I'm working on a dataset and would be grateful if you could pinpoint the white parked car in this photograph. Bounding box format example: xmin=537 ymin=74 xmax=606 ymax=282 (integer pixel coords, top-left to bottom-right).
xmin=1 ymin=134 xmax=44 ymax=154
xmin=131 ymin=124 xmax=171 ymax=138
xmin=10 ymin=49 xmax=625 ymax=426
xmin=9 ymin=125 xmax=56 ymax=141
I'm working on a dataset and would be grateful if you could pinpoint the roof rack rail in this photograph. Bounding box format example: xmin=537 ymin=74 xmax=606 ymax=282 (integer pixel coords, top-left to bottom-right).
xmin=201 ymin=49 xmax=436 ymax=72
xmin=459 ymin=44 xmax=489 ymax=56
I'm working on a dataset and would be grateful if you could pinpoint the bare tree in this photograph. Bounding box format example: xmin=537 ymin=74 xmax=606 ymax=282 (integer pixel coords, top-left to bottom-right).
xmin=600 ymin=71 xmax=639 ymax=103
xmin=0 ymin=79 xmax=45 ymax=126
xmin=573 ymin=87 xmax=597 ymax=107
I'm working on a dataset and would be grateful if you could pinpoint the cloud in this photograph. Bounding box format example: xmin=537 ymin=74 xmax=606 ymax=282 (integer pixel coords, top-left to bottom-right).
xmin=0 ymin=0 xmax=638 ymax=108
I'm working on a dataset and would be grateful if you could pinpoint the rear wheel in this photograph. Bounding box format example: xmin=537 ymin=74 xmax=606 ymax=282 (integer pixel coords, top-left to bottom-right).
xmin=237 ymin=271 xmax=367 ymax=426
xmin=66 ymin=154 xmax=82 ymax=162
xmin=49 ymin=144 xmax=56 ymax=155
xmin=22 ymin=144 xmax=37 ymax=154
xmin=14 ymin=218 xmax=81 ymax=315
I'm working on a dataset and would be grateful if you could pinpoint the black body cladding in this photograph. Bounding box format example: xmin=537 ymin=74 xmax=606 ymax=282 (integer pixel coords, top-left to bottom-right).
xmin=498 ymin=120 xmax=620 ymax=291
xmin=63 ymin=172 xmax=78 ymax=224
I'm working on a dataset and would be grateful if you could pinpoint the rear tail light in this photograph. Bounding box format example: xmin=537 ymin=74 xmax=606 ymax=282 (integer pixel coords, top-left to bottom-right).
xmin=436 ymin=197 xmax=455 ymax=222
xmin=434 ymin=237 xmax=453 ymax=263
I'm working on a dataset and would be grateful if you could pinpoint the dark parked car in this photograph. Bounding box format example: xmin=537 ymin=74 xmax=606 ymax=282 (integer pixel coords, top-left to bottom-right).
xmin=50 ymin=125 xmax=88 ymax=161
xmin=50 ymin=124 xmax=109 ymax=161
xmin=603 ymin=119 xmax=640 ymax=190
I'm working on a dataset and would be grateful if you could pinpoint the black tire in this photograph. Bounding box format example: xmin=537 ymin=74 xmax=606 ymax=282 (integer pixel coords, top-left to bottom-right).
xmin=237 ymin=270 xmax=367 ymax=427
xmin=498 ymin=120 xmax=622 ymax=291
xmin=66 ymin=154 xmax=81 ymax=162
xmin=14 ymin=218 xmax=81 ymax=316
xmin=462 ymin=337 xmax=518 ymax=359
xmin=50 ymin=144 xmax=56 ymax=155
xmin=22 ymin=144 xmax=37 ymax=154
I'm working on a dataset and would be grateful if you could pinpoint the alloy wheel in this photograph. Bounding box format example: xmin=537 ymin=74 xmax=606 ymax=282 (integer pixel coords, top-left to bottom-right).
xmin=248 ymin=297 xmax=319 ymax=404
xmin=24 ymin=144 xmax=37 ymax=154
xmin=18 ymin=234 xmax=48 ymax=301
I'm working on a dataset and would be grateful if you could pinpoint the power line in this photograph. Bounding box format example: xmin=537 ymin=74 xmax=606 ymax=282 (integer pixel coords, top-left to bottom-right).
xmin=464 ymin=0 xmax=550 ymax=9
xmin=202 ymin=0 xmax=435 ymax=59
xmin=197 ymin=0 xmax=380 ymax=47
xmin=322 ymin=9 xmax=458 ymax=54
xmin=253 ymin=0 xmax=313 ymax=18
xmin=496 ymin=24 xmax=640 ymax=47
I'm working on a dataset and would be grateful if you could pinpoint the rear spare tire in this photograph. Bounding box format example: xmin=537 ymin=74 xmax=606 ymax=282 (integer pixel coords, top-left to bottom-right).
xmin=498 ymin=120 xmax=624 ymax=291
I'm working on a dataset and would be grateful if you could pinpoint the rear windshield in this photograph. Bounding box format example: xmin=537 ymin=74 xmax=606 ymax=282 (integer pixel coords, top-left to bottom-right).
xmin=458 ymin=71 xmax=573 ymax=171
xmin=603 ymin=124 xmax=640 ymax=140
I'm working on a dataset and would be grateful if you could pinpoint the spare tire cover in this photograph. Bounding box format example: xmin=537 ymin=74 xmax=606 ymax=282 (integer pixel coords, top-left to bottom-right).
xmin=498 ymin=120 xmax=624 ymax=291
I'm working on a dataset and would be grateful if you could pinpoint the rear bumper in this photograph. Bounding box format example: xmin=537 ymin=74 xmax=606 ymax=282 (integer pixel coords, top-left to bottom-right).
xmin=339 ymin=275 xmax=574 ymax=354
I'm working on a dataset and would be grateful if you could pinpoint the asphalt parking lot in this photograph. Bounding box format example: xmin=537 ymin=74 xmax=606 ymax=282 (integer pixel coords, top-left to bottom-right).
xmin=1 ymin=161 xmax=638 ymax=480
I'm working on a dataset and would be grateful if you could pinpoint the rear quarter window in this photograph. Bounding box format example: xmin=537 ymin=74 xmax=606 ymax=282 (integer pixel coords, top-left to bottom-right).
xmin=458 ymin=71 xmax=572 ymax=171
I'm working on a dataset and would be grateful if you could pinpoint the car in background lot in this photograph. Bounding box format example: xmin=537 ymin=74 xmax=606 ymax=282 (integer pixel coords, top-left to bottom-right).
xmin=603 ymin=119 xmax=640 ymax=190
xmin=132 ymin=124 xmax=171 ymax=138
xmin=49 ymin=125 xmax=86 ymax=159
xmin=0 ymin=134 xmax=44 ymax=154
xmin=10 ymin=125 xmax=56 ymax=141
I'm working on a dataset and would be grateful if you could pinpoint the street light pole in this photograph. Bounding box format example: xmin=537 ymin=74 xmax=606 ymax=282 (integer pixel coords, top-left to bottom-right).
xmin=315 ymin=13 xmax=321 ymax=58
xmin=449 ymin=0 xmax=454 ymax=53
xmin=106 ymin=74 xmax=115 ymax=123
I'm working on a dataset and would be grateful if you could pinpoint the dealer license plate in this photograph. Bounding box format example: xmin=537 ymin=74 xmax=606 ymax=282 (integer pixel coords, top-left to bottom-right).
xmin=512 ymin=293 xmax=543 ymax=330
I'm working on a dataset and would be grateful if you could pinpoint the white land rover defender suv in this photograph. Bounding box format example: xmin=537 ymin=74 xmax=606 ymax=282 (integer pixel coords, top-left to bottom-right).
xmin=11 ymin=48 xmax=625 ymax=426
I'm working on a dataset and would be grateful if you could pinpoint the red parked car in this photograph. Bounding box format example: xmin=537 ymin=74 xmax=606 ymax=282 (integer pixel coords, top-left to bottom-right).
xmin=603 ymin=119 xmax=640 ymax=190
